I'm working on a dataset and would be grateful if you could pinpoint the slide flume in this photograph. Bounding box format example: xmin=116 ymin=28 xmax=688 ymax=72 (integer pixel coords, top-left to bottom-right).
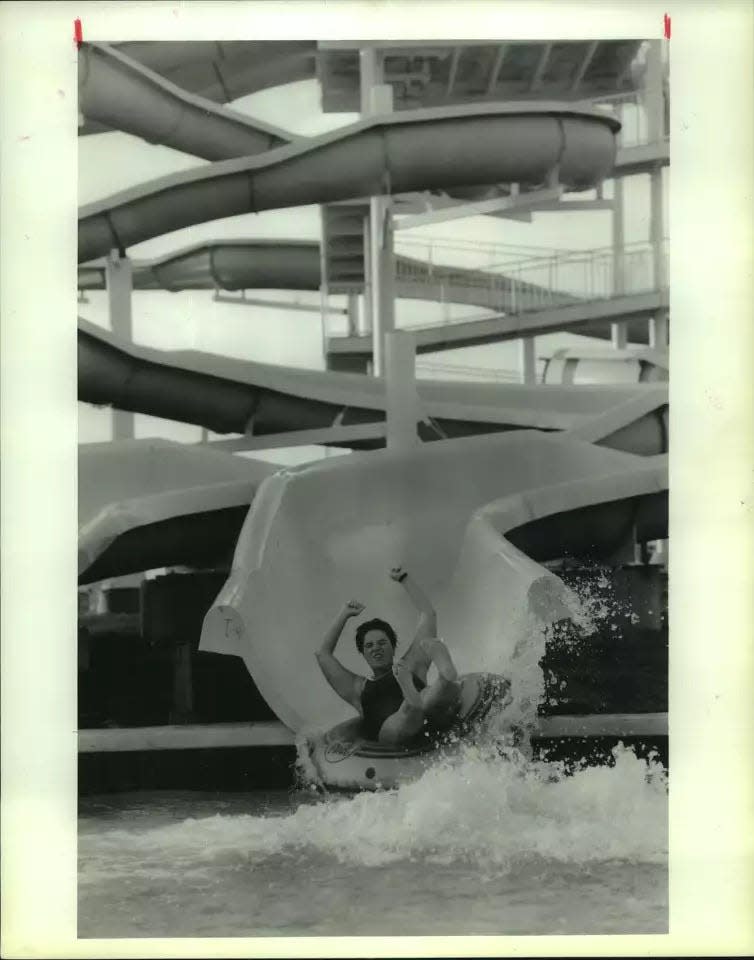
xmin=79 ymin=319 xmax=668 ymax=455
xmin=78 ymin=103 xmax=619 ymax=263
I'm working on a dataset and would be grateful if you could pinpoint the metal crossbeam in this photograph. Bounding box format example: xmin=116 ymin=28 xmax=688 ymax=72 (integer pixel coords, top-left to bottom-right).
xmin=394 ymin=185 xmax=564 ymax=230
xmin=486 ymin=44 xmax=508 ymax=94
xmin=199 ymin=422 xmax=387 ymax=452
xmin=213 ymin=291 xmax=347 ymax=315
xmin=571 ymin=40 xmax=599 ymax=91
xmin=530 ymin=42 xmax=553 ymax=91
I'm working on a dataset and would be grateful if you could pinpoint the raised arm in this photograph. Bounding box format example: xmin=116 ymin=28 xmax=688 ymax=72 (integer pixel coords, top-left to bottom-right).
xmin=389 ymin=566 xmax=437 ymax=639
xmin=315 ymin=601 xmax=366 ymax=710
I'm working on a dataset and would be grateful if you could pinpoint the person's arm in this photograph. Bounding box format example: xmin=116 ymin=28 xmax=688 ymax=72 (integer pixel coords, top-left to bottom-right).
xmin=315 ymin=601 xmax=366 ymax=710
xmin=389 ymin=565 xmax=437 ymax=640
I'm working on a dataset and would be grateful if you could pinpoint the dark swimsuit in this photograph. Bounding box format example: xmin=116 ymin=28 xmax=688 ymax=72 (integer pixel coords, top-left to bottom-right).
xmin=360 ymin=670 xmax=426 ymax=741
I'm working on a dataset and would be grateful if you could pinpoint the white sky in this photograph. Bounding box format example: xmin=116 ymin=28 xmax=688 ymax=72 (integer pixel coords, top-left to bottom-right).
xmin=78 ymin=75 xmax=668 ymax=461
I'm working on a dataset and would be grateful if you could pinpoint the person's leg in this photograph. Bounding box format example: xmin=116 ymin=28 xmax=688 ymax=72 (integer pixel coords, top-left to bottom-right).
xmin=419 ymin=637 xmax=458 ymax=682
xmin=415 ymin=638 xmax=462 ymax=728
xmin=378 ymin=701 xmax=425 ymax=745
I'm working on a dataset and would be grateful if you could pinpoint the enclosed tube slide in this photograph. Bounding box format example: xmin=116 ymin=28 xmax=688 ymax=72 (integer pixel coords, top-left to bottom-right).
xmin=77 ymin=238 xmax=567 ymax=317
xmin=199 ymin=430 xmax=667 ymax=733
xmin=79 ymin=41 xmax=318 ymax=137
xmin=79 ymin=319 xmax=668 ymax=454
xmin=78 ymin=103 xmax=619 ymax=263
xmin=79 ymin=42 xmax=295 ymax=161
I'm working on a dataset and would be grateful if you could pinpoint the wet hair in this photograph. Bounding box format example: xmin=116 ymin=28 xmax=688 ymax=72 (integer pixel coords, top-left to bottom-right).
xmin=354 ymin=618 xmax=398 ymax=655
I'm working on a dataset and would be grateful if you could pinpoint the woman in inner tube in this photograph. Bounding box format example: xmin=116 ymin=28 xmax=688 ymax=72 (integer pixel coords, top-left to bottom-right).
xmin=315 ymin=566 xmax=461 ymax=745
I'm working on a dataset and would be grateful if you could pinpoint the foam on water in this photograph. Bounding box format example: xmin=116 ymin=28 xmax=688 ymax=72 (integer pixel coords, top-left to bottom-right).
xmin=80 ymin=742 xmax=666 ymax=884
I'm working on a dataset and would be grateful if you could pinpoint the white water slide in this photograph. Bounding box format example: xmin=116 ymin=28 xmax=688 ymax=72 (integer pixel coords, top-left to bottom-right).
xmin=79 ymin=49 xmax=667 ymax=740
xmin=200 ymin=429 xmax=667 ymax=734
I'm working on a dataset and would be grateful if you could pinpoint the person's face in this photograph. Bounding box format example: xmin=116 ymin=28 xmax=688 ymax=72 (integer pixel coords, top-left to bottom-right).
xmin=361 ymin=629 xmax=395 ymax=672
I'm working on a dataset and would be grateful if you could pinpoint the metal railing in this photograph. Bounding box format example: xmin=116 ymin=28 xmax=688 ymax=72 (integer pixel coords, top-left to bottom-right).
xmin=388 ymin=239 xmax=669 ymax=329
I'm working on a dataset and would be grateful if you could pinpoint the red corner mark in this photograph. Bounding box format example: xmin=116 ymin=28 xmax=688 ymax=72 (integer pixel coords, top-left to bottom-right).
xmin=74 ymin=18 xmax=83 ymax=48
xmin=663 ymin=14 xmax=671 ymax=39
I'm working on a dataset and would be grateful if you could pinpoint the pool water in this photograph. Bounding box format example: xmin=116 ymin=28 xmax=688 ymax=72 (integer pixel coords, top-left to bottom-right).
xmin=78 ymin=743 xmax=668 ymax=938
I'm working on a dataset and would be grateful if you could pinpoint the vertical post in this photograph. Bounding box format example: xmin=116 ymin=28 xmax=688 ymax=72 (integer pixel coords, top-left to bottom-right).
xmin=171 ymin=641 xmax=194 ymax=723
xmin=519 ymin=337 xmax=536 ymax=385
xmin=385 ymin=331 xmax=419 ymax=452
xmin=360 ymin=46 xmax=395 ymax=377
xmin=649 ymin=313 xmax=669 ymax=348
xmin=370 ymin=196 xmax=395 ymax=376
xmin=643 ymin=40 xmax=664 ymax=144
xmin=650 ymin=166 xmax=665 ymax=289
xmin=611 ymin=104 xmax=627 ymax=352
xmin=318 ymin=209 xmax=330 ymax=366
xmin=360 ymin=218 xmax=374 ymax=336
xmin=611 ymin=322 xmax=628 ymax=349
xmin=346 ymin=293 xmax=359 ymax=337
xmin=105 ymin=248 xmax=134 ymax=440
xmin=612 ymin=176 xmax=625 ymax=296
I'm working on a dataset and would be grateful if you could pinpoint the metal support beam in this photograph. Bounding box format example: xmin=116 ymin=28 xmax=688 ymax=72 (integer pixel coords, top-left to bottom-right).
xmin=199 ymin=422 xmax=387 ymax=452
xmin=611 ymin=322 xmax=628 ymax=349
xmin=446 ymin=47 xmax=461 ymax=96
xmin=649 ymin=313 xmax=669 ymax=348
xmin=519 ymin=337 xmax=537 ymax=384
xmin=105 ymin=249 xmax=134 ymax=440
xmin=571 ymin=40 xmax=598 ymax=91
xmin=346 ymin=294 xmax=359 ymax=337
xmin=370 ymin=196 xmax=395 ymax=376
xmin=530 ymin=43 xmax=552 ymax=91
xmin=650 ymin=167 xmax=666 ymax=289
xmin=385 ymin=331 xmax=419 ymax=452
xmin=213 ymin=292 xmax=347 ymax=316
xmin=328 ymin=290 xmax=669 ymax=355
xmin=643 ymin=39 xmax=665 ymax=143
xmin=395 ymin=185 xmax=563 ymax=230
xmin=360 ymin=48 xmax=396 ymax=377
xmin=486 ymin=44 xmax=508 ymax=94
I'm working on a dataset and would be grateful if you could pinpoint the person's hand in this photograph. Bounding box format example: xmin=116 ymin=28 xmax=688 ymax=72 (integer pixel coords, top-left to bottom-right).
xmin=389 ymin=565 xmax=408 ymax=583
xmin=342 ymin=600 xmax=365 ymax=619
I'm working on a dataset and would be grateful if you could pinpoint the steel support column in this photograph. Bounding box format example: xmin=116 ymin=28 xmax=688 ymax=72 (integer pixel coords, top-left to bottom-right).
xmin=105 ymin=248 xmax=134 ymax=439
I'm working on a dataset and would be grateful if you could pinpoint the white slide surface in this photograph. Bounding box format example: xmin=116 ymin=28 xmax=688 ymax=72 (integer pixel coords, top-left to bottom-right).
xmin=200 ymin=430 xmax=667 ymax=733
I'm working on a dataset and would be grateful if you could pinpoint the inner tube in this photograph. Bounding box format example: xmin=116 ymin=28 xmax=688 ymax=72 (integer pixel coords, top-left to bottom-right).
xmin=306 ymin=672 xmax=511 ymax=791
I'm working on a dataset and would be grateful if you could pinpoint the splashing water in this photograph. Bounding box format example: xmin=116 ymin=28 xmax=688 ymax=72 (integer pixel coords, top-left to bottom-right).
xmin=78 ymin=568 xmax=667 ymax=937
xmin=81 ymin=742 xmax=666 ymax=886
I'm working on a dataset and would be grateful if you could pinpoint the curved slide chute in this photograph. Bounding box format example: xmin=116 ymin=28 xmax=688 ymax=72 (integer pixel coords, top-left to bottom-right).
xmin=79 ymin=42 xmax=296 ymax=161
xmin=79 ymin=318 xmax=668 ymax=454
xmin=78 ymin=103 xmax=619 ymax=263
xmin=78 ymin=238 xmax=569 ymax=318
xmin=78 ymin=439 xmax=277 ymax=584
xmin=199 ymin=430 xmax=667 ymax=733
